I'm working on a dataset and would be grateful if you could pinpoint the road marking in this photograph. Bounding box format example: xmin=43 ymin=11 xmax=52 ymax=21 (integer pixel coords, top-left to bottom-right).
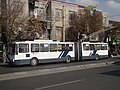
xmin=34 ymin=79 xmax=84 ymax=90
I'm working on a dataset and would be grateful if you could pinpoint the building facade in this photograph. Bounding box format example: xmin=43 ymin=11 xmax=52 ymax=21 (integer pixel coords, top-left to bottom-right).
xmin=49 ymin=0 xmax=85 ymax=41
xmin=0 ymin=0 xmax=109 ymax=41
xmin=33 ymin=0 xmax=109 ymax=41
xmin=32 ymin=0 xmax=85 ymax=41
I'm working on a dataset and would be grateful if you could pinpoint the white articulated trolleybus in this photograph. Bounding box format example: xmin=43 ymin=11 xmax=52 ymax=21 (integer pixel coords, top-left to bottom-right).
xmin=75 ymin=42 xmax=109 ymax=60
xmin=7 ymin=40 xmax=75 ymax=66
xmin=6 ymin=40 xmax=109 ymax=66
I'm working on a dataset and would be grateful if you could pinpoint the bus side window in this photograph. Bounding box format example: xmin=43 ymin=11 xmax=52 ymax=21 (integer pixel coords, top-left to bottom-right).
xmin=31 ymin=44 xmax=39 ymax=52
xmin=90 ymin=44 xmax=94 ymax=50
xmin=19 ymin=44 xmax=29 ymax=53
xmin=58 ymin=44 xmax=62 ymax=51
xmin=66 ymin=44 xmax=73 ymax=51
xmin=96 ymin=44 xmax=101 ymax=50
xmin=40 ymin=44 xmax=49 ymax=52
xmin=62 ymin=44 xmax=65 ymax=51
xmin=57 ymin=44 xmax=65 ymax=51
xmin=50 ymin=44 xmax=57 ymax=52
xmin=101 ymin=44 xmax=107 ymax=50
xmin=69 ymin=44 xmax=73 ymax=51
xmin=83 ymin=44 xmax=89 ymax=51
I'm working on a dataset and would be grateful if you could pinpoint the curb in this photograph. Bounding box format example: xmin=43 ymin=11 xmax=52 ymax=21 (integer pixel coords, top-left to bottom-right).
xmin=0 ymin=61 xmax=114 ymax=81
xmin=112 ymin=55 xmax=120 ymax=58
xmin=0 ymin=63 xmax=8 ymax=66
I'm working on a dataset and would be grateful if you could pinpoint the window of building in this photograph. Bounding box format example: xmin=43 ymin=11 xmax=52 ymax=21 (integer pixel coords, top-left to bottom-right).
xmin=55 ymin=8 xmax=62 ymax=21
xmin=69 ymin=10 xmax=75 ymax=23
xmin=78 ymin=9 xmax=84 ymax=15
xmin=12 ymin=1 xmax=23 ymax=14
xmin=34 ymin=7 xmax=45 ymax=19
xmin=56 ymin=27 xmax=62 ymax=40
xmin=37 ymin=8 xmax=44 ymax=16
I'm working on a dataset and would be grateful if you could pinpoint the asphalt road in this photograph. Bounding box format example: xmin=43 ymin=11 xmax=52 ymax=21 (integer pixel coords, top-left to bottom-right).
xmin=0 ymin=64 xmax=120 ymax=90
xmin=0 ymin=57 xmax=117 ymax=74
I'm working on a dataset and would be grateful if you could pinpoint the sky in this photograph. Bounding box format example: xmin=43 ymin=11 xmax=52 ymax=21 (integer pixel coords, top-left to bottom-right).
xmin=58 ymin=0 xmax=120 ymax=22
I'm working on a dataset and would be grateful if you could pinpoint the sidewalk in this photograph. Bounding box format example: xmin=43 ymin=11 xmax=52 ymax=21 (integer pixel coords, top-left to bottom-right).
xmin=0 ymin=62 xmax=8 ymax=66
xmin=111 ymin=55 xmax=120 ymax=58
xmin=113 ymin=60 xmax=120 ymax=65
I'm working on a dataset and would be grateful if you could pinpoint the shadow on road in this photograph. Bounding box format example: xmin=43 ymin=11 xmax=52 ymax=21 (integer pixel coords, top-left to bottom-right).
xmin=101 ymin=57 xmax=120 ymax=77
xmin=0 ymin=63 xmax=30 ymax=68
xmin=113 ymin=61 xmax=120 ymax=65
xmin=0 ymin=61 xmax=67 ymax=68
xmin=101 ymin=70 xmax=120 ymax=77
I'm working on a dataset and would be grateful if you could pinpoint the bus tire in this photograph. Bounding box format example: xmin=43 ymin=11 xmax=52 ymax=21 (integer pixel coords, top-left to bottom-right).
xmin=65 ymin=56 xmax=71 ymax=63
xmin=95 ymin=54 xmax=99 ymax=60
xmin=30 ymin=58 xmax=38 ymax=66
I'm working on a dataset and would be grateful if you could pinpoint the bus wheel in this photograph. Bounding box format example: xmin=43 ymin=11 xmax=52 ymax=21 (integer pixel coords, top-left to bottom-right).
xmin=95 ymin=54 xmax=99 ymax=60
xmin=65 ymin=56 xmax=71 ymax=63
xmin=30 ymin=58 xmax=38 ymax=66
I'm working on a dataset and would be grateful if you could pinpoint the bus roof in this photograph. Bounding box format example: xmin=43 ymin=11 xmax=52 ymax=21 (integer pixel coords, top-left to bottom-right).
xmin=82 ymin=42 xmax=108 ymax=44
xmin=13 ymin=40 xmax=74 ymax=44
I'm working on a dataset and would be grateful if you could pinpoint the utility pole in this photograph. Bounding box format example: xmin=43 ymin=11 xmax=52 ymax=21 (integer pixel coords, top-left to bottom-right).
xmin=62 ymin=5 xmax=65 ymax=41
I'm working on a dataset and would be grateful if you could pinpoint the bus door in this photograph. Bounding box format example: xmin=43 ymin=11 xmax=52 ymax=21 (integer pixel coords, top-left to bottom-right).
xmin=75 ymin=42 xmax=82 ymax=60
xmin=82 ymin=43 xmax=91 ymax=58
xmin=89 ymin=44 xmax=96 ymax=56
xmin=31 ymin=44 xmax=40 ymax=58
xmin=17 ymin=43 xmax=30 ymax=60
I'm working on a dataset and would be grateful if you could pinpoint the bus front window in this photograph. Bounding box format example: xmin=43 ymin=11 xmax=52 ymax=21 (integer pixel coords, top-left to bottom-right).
xmin=8 ymin=44 xmax=18 ymax=55
xmin=19 ymin=44 xmax=29 ymax=53
xmin=12 ymin=44 xmax=18 ymax=55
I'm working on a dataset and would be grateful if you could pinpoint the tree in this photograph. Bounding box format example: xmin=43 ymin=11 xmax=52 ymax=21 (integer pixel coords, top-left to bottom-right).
xmin=66 ymin=8 xmax=103 ymax=42
xmin=66 ymin=13 xmax=86 ymax=41
xmin=0 ymin=0 xmax=44 ymax=43
xmin=89 ymin=10 xmax=103 ymax=33
xmin=0 ymin=0 xmax=25 ymax=43
xmin=109 ymin=21 xmax=120 ymax=55
xmin=23 ymin=16 xmax=43 ymax=40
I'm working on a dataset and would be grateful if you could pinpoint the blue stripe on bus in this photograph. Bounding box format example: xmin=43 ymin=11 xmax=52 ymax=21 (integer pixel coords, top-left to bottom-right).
xmin=61 ymin=50 xmax=69 ymax=57
xmin=89 ymin=50 xmax=97 ymax=56
xmin=58 ymin=51 xmax=64 ymax=58
xmin=58 ymin=50 xmax=69 ymax=58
